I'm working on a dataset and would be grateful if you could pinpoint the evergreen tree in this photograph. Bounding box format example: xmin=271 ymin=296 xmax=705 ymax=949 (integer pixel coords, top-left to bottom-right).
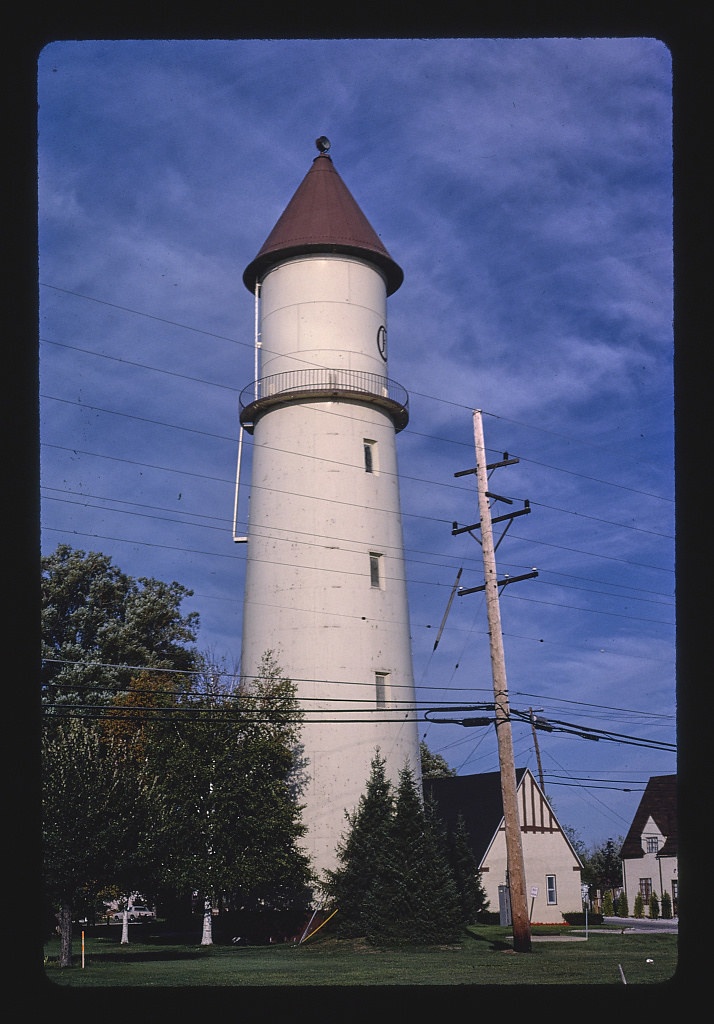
xmin=446 ymin=813 xmax=489 ymax=923
xmin=602 ymin=890 xmax=614 ymax=916
xmin=633 ymin=892 xmax=644 ymax=918
xmin=323 ymin=751 xmax=394 ymax=937
xmin=649 ymin=891 xmax=660 ymax=919
xmin=363 ymin=764 xmax=462 ymax=945
xmin=616 ymin=890 xmax=629 ymax=917
xmin=661 ymin=890 xmax=673 ymax=919
xmin=419 ymin=741 xmax=456 ymax=778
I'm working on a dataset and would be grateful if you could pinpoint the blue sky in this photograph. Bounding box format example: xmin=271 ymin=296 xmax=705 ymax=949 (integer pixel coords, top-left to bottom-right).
xmin=37 ymin=37 xmax=675 ymax=852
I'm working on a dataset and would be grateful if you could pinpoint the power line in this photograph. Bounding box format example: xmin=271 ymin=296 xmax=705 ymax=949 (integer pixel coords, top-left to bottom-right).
xmin=41 ymin=487 xmax=675 ymax=607
xmin=41 ymin=385 xmax=675 ymax=518
xmin=543 ymin=780 xmax=647 ymax=791
xmin=41 ymin=660 xmax=676 ymax=739
xmin=40 ymin=296 xmax=673 ymax=505
xmin=42 ymin=522 xmax=676 ymax=631
xmin=40 ymin=285 xmax=253 ymax=350
xmin=39 ymin=285 xmax=671 ymax=484
xmin=40 ymin=702 xmax=675 ymax=751
xmin=503 ymin=590 xmax=673 ymax=627
xmin=41 ymin=340 xmax=240 ymax=395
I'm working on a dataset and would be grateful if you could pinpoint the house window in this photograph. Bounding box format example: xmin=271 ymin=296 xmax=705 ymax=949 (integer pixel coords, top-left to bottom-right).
xmin=645 ymin=836 xmax=659 ymax=854
xmin=639 ymin=878 xmax=653 ymax=899
xmin=369 ymin=552 xmax=383 ymax=588
xmin=364 ymin=439 xmax=377 ymax=473
xmin=375 ymin=672 xmax=388 ymax=708
xmin=546 ymin=875 xmax=557 ymax=905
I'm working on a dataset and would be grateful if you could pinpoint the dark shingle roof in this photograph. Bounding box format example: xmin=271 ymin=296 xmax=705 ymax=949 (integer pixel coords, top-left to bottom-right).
xmin=424 ymin=769 xmax=528 ymax=863
xmin=620 ymin=774 xmax=678 ymax=859
xmin=242 ymin=151 xmax=403 ymax=295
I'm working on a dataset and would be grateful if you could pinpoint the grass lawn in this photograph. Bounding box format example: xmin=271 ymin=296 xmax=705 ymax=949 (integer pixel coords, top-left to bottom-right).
xmin=40 ymin=923 xmax=678 ymax=992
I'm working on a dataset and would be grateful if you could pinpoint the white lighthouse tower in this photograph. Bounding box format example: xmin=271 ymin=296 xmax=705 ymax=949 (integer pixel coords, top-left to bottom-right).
xmin=239 ymin=138 xmax=420 ymax=881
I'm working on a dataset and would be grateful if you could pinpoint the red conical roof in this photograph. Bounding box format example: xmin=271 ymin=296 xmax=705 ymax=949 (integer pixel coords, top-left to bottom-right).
xmin=243 ymin=151 xmax=403 ymax=295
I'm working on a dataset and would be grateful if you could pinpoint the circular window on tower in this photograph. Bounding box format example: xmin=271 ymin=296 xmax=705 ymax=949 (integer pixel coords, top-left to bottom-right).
xmin=377 ymin=325 xmax=387 ymax=361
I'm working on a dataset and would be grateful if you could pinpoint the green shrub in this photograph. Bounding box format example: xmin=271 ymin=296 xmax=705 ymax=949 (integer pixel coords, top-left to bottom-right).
xmin=602 ymin=891 xmax=614 ymax=916
xmin=616 ymin=891 xmax=629 ymax=917
xmin=649 ymin=892 xmax=660 ymax=919
xmin=661 ymin=891 xmax=673 ymax=919
xmin=633 ymin=892 xmax=644 ymax=919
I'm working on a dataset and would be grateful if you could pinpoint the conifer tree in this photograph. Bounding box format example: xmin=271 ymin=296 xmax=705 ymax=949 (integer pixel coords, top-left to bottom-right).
xmin=661 ymin=890 xmax=672 ymax=919
xmin=419 ymin=741 xmax=456 ymax=778
xmin=633 ymin=892 xmax=644 ymax=918
xmin=446 ymin=813 xmax=489 ymax=923
xmin=323 ymin=750 xmax=394 ymax=937
xmin=363 ymin=764 xmax=462 ymax=945
xmin=649 ymin=891 xmax=660 ymax=919
xmin=616 ymin=890 xmax=629 ymax=917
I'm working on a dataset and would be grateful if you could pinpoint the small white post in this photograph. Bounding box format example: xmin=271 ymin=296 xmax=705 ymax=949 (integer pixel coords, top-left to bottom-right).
xmin=232 ymin=421 xmax=248 ymax=543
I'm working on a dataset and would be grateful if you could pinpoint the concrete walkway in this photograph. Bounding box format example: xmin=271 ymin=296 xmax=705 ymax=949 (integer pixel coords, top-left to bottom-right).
xmin=600 ymin=915 xmax=678 ymax=934
xmin=510 ymin=917 xmax=679 ymax=942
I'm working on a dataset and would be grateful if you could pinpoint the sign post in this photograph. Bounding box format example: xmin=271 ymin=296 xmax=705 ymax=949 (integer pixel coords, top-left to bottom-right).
xmin=582 ymin=883 xmax=590 ymax=939
xmin=530 ymin=886 xmax=538 ymax=922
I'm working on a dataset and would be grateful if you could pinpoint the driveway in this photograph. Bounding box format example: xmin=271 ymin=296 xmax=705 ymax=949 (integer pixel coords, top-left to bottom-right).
xmin=602 ymin=915 xmax=678 ymax=934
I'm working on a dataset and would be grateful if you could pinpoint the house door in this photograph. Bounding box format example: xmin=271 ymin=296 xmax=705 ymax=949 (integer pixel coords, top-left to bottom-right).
xmin=671 ymin=880 xmax=678 ymax=917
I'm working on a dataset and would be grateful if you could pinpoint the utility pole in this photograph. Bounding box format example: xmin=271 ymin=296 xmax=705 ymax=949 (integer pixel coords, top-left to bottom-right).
xmin=469 ymin=409 xmax=532 ymax=953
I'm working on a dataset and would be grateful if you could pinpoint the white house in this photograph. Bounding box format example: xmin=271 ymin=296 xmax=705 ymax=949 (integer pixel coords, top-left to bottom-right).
xmin=620 ymin=774 xmax=678 ymax=917
xmin=424 ymin=768 xmax=583 ymax=925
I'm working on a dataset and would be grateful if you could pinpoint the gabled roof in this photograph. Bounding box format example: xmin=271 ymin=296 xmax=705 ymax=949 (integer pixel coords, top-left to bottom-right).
xmin=424 ymin=768 xmax=530 ymax=863
xmin=620 ymin=775 xmax=678 ymax=859
xmin=242 ymin=150 xmax=403 ymax=295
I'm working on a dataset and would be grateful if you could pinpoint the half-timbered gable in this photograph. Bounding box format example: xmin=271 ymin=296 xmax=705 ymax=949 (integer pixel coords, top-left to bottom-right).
xmin=425 ymin=767 xmax=583 ymax=924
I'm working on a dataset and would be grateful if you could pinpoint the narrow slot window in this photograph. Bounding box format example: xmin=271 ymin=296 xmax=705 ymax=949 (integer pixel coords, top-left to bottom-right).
xmin=364 ymin=439 xmax=377 ymax=473
xmin=375 ymin=672 xmax=388 ymax=708
xmin=369 ymin=552 xmax=383 ymax=588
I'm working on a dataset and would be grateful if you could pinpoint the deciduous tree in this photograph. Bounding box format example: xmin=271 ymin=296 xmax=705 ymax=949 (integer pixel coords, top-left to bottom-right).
xmin=42 ymin=719 xmax=152 ymax=965
xmin=581 ymin=836 xmax=624 ymax=900
xmin=146 ymin=651 xmax=313 ymax=944
xmin=41 ymin=544 xmax=199 ymax=716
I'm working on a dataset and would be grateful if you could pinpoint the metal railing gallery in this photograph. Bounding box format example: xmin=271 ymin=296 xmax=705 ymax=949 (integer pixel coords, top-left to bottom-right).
xmin=239 ymin=367 xmax=409 ymax=430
